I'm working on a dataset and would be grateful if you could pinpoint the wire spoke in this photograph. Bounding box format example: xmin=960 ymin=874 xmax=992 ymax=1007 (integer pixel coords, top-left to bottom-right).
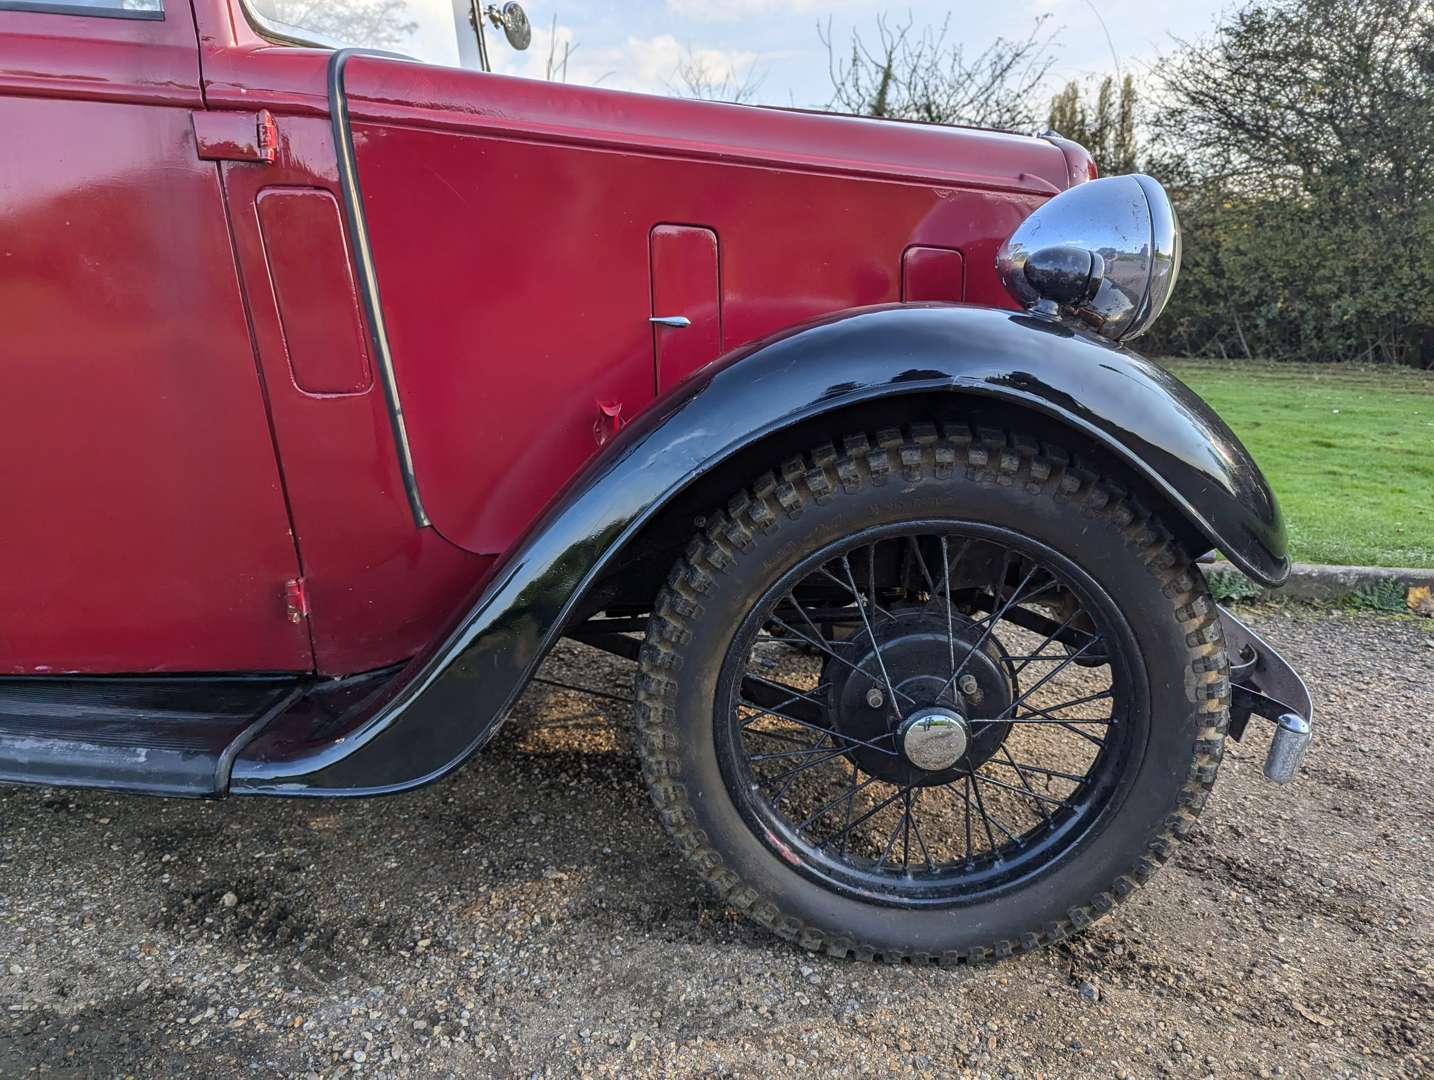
xmin=739 ymin=682 xmax=823 ymax=729
xmin=908 ymin=790 xmax=937 ymax=873
xmin=813 ymin=782 xmax=911 ymax=851
xmin=971 ymin=768 xmax=1068 ymax=810
xmin=729 ymin=527 xmax=1129 ymax=901
xmin=962 ymin=775 xmax=974 ymax=860
xmin=777 ymin=590 xmax=853 ymax=650
xmin=988 ymin=639 xmax=1101 ymax=721
xmin=875 ymin=800 xmax=907 ymax=871
xmin=797 ymin=773 xmax=888 ymax=836
xmin=986 ymin=757 xmax=1092 ymax=785
xmin=968 ymin=767 xmax=1001 ymax=851
xmin=996 ymin=744 xmax=1055 ymax=822
xmin=1012 ymin=606 xmax=1085 ymax=677
xmin=765 ymin=612 xmax=916 ymax=707
xmin=905 ymin=535 xmax=936 ymax=594
xmin=762 ymin=743 xmax=853 ymax=799
xmin=751 ymin=743 xmax=851 ymax=761
xmin=933 ymin=561 xmax=1046 ymax=702
xmin=939 ymin=535 xmax=972 ymax=681
xmin=768 ymin=727 xmax=829 ymax=805
xmin=965 ymin=772 xmax=1024 ymax=848
xmin=815 ymin=563 xmax=898 ymax=623
xmin=1059 ymin=722 xmax=1108 ymax=748
xmin=901 ymin=787 xmax=913 ymax=871
xmin=738 ymin=695 xmax=899 ymax=756
xmin=744 ymin=728 xmax=826 ymax=748
xmin=1003 ymin=688 xmax=1116 ymax=724
xmin=840 ymin=553 xmax=900 ymax=714
xmin=840 ymin=763 xmax=860 ymax=858
xmin=743 ymin=672 xmax=831 ymax=709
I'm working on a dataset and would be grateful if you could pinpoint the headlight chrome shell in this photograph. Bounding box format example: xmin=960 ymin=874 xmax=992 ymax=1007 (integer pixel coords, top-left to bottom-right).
xmin=997 ymin=174 xmax=1181 ymax=342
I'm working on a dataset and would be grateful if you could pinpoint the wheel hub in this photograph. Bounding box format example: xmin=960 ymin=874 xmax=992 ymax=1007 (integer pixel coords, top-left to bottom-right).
xmin=899 ymin=707 xmax=970 ymax=770
xmin=825 ymin=607 xmax=1015 ymax=786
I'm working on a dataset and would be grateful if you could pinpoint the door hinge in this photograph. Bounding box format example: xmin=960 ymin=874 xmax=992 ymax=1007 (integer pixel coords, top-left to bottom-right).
xmin=192 ymin=109 xmax=279 ymax=165
xmin=284 ymin=577 xmax=311 ymax=624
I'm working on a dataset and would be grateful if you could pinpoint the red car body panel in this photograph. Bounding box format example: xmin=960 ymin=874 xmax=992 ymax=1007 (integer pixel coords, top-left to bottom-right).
xmin=0 ymin=0 xmax=1085 ymax=676
xmin=214 ymin=116 xmax=494 ymax=675
xmin=342 ymin=55 xmax=1064 ymax=554
xmin=0 ymin=3 xmax=201 ymax=107
xmin=0 ymin=13 xmax=311 ymax=674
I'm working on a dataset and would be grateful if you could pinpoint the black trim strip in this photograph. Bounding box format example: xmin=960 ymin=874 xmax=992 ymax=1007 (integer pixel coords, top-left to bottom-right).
xmin=327 ymin=48 xmax=431 ymax=528
xmin=215 ymin=685 xmax=304 ymax=791
xmin=0 ymin=0 xmax=163 ymax=17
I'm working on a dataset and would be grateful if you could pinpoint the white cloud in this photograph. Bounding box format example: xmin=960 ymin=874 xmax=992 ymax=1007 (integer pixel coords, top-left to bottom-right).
xmin=494 ymin=24 xmax=762 ymax=97
xmin=665 ymin=0 xmax=861 ymax=24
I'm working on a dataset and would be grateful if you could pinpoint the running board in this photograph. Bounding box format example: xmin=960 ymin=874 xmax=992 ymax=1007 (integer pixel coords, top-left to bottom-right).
xmin=0 ymin=675 xmax=303 ymax=797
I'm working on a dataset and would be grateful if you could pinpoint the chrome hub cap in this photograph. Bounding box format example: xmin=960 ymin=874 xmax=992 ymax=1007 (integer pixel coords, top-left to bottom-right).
xmin=899 ymin=708 xmax=970 ymax=771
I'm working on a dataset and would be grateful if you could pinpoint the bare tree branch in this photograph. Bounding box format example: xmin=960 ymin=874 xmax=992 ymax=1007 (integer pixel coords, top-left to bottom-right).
xmin=821 ymin=11 xmax=1056 ymax=131
xmin=669 ymin=48 xmax=765 ymax=104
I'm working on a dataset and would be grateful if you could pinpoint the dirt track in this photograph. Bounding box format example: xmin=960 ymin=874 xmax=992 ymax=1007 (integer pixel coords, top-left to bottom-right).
xmin=1 ymin=607 xmax=1430 ymax=1078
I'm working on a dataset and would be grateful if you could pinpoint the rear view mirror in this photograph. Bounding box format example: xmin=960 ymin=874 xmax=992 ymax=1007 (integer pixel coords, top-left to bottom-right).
xmin=493 ymin=2 xmax=531 ymax=50
xmin=472 ymin=2 xmax=531 ymax=70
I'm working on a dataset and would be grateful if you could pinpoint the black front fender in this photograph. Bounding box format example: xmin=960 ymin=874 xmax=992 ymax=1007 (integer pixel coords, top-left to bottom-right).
xmin=232 ymin=304 xmax=1286 ymax=796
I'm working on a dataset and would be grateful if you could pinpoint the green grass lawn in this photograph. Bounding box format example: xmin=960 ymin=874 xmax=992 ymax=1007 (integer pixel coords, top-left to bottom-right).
xmin=1164 ymin=360 xmax=1434 ymax=568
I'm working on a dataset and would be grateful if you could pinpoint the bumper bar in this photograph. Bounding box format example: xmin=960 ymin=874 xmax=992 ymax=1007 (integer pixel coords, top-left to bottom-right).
xmin=1217 ymin=606 xmax=1313 ymax=784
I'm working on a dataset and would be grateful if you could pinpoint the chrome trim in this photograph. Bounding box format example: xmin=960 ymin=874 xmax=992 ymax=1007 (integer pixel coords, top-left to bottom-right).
xmin=327 ymin=49 xmax=431 ymax=528
xmin=1264 ymin=714 xmax=1312 ymax=784
xmin=452 ymin=0 xmax=482 ymax=70
xmin=899 ymin=709 xmax=969 ymax=771
xmin=1217 ymin=605 xmax=1314 ymax=785
xmin=241 ymin=1 xmax=481 ymax=69
xmin=650 ymin=315 xmax=692 ymax=328
xmin=238 ymin=1 xmax=346 ymax=51
xmin=1131 ymin=173 xmax=1181 ymax=335
xmin=470 ymin=0 xmax=492 ymax=72
xmin=996 ymin=174 xmax=1183 ymax=342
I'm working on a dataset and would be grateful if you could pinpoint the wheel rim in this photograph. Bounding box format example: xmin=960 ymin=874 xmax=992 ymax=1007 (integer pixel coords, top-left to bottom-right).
xmin=714 ymin=520 xmax=1147 ymax=908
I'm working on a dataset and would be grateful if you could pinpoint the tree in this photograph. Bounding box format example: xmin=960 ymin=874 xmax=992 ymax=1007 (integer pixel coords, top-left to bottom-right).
xmin=670 ymin=48 xmax=765 ymax=104
xmin=821 ymin=12 xmax=1055 ymax=131
xmin=540 ymin=14 xmax=578 ymax=83
xmin=1048 ymin=75 xmax=1139 ymax=175
xmin=1144 ymin=0 xmax=1434 ymax=364
xmin=258 ymin=0 xmax=418 ymax=52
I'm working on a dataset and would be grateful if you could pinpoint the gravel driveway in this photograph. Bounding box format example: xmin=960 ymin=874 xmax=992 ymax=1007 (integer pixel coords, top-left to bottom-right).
xmin=1 ymin=608 xmax=1430 ymax=1078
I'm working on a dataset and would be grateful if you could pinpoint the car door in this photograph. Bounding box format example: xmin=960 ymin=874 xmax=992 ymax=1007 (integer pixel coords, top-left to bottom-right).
xmin=0 ymin=1 xmax=312 ymax=673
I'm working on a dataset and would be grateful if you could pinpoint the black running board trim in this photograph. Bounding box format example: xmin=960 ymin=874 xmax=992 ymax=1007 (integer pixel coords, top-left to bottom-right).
xmin=0 ymin=676 xmax=303 ymax=798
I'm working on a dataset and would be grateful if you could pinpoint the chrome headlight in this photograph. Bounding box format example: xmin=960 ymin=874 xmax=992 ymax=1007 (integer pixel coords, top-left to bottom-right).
xmin=996 ymin=174 xmax=1181 ymax=342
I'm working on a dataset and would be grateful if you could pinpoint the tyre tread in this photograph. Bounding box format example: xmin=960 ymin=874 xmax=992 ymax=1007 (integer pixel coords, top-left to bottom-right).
xmin=634 ymin=424 xmax=1228 ymax=964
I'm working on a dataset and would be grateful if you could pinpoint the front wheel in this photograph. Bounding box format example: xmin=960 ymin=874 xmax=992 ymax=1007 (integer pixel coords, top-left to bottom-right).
xmin=635 ymin=423 xmax=1229 ymax=962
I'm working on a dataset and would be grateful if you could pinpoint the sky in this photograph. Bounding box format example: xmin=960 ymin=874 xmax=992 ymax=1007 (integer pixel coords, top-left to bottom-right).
xmin=476 ymin=0 xmax=1238 ymax=109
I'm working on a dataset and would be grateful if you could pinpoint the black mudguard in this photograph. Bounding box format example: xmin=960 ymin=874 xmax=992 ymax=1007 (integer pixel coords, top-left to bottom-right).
xmin=231 ymin=304 xmax=1287 ymax=796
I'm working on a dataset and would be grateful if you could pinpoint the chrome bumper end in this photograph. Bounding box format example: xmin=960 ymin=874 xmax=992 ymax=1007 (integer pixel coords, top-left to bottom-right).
xmin=1217 ymin=606 xmax=1314 ymax=785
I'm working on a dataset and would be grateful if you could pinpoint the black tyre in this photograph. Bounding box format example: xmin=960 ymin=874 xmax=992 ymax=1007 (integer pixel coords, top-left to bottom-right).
xmin=635 ymin=423 xmax=1229 ymax=962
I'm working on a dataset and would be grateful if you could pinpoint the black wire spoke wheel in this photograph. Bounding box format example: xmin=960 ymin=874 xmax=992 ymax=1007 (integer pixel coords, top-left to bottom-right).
xmin=636 ymin=425 xmax=1229 ymax=963
xmin=721 ymin=523 xmax=1135 ymax=907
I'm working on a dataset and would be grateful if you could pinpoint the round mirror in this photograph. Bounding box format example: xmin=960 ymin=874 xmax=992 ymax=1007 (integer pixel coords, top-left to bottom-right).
xmin=996 ymin=174 xmax=1181 ymax=342
xmin=500 ymin=2 xmax=531 ymax=50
